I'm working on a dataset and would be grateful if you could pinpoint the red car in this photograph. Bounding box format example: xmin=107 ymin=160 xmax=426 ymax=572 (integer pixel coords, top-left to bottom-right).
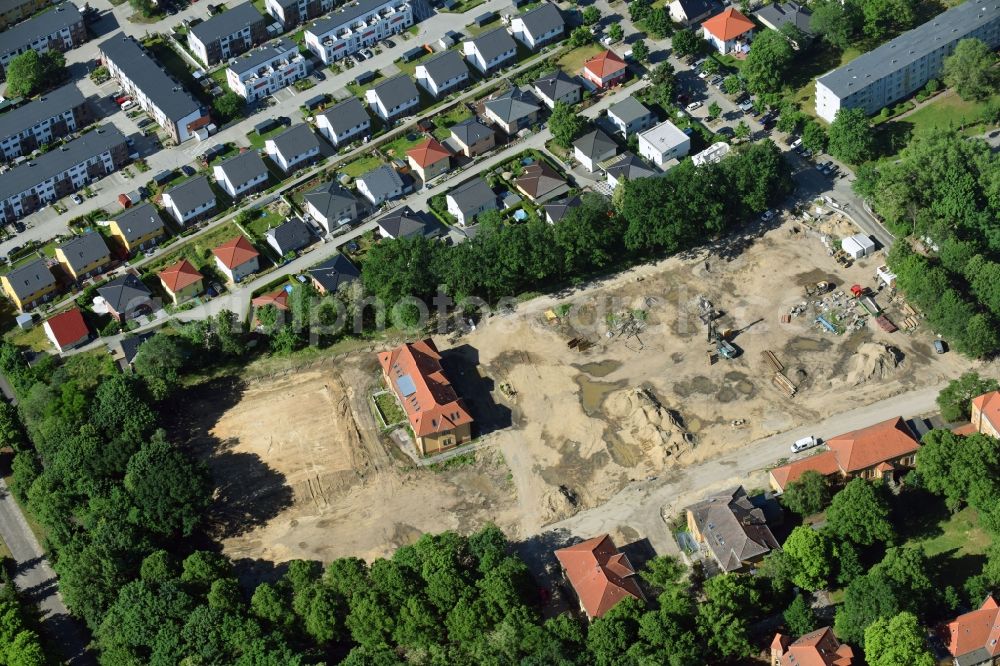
xmin=114 ymin=95 xmax=130 ymax=105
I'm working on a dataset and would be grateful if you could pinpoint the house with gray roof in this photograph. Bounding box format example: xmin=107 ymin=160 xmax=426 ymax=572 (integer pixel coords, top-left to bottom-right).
xmin=365 ymin=75 xmax=421 ymax=122
xmin=98 ymin=273 xmax=155 ymax=323
xmin=668 ymin=0 xmax=718 ymax=26
xmin=450 ymin=118 xmax=495 ymax=157
xmin=316 ymin=97 xmax=371 ymax=146
xmin=533 ymin=70 xmax=581 ymax=109
xmin=510 ymin=2 xmax=564 ymax=50
xmin=0 ymin=259 xmax=57 ymax=311
xmin=303 ymin=180 xmax=360 ymax=233
xmin=543 ymin=194 xmax=582 ymax=224
xmin=463 ymin=27 xmax=518 ymax=74
xmin=108 ymin=203 xmax=166 ymax=254
xmin=0 ymin=83 xmax=91 ymax=161
xmin=446 ymin=178 xmax=497 ymax=226
xmin=308 ymin=253 xmax=360 ymax=294
xmin=188 ymin=2 xmax=268 ymax=66
xmin=685 ymin=486 xmax=780 ymax=573
xmin=415 ymin=50 xmax=471 ymax=98
xmin=605 ymin=152 xmax=657 ymax=190
xmin=213 ymin=151 xmax=270 ymax=198
xmin=376 ymin=205 xmax=441 ymax=239
xmin=753 ymin=2 xmax=813 ymax=48
xmin=161 ymin=176 xmax=217 ymax=226
xmin=815 ymin=0 xmax=1000 ymax=122
xmin=607 ymin=96 xmax=657 ymax=138
xmin=99 ymin=33 xmax=210 ymax=143
xmin=302 ymin=0 xmax=414 ymax=65
xmin=0 ymin=0 xmax=54 ymax=30
xmin=265 ymin=218 xmax=314 ymax=256
xmin=484 ymin=87 xmax=541 ymax=134
xmin=55 ymin=232 xmax=111 ymax=281
xmin=573 ymin=128 xmax=618 ymax=172
xmin=356 ymin=165 xmax=404 ymax=206
xmin=265 ymin=124 xmax=322 ymax=173
xmin=0 ymin=2 xmax=86 ymax=79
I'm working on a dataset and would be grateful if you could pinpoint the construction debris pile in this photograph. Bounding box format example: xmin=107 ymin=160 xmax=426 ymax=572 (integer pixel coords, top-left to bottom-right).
xmin=762 ymin=350 xmax=797 ymax=398
xmin=604 ymin=388 xmax=694 ymax=467
xmin=845 ymin=343 xmax=903 ymax=385
xmin=783 ymin=282 xmax=878 ymax=335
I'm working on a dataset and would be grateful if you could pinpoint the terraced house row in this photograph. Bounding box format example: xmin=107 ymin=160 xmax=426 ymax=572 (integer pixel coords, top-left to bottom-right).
xmin=0 ymin=82 xmax=91 ymax=161
xmin=303 ymin=0 xmax=414 ymax=64
xmin=0 ymin=1 xmax=86 ymax=80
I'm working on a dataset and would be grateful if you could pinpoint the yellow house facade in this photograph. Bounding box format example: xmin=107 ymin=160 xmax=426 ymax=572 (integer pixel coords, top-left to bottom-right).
xmin=107 ymin=204 xmax=167 ymax=255
xmin=1 ymin=259 xmax=58 ymax=311
xmin=158 ymin=259 xmax=204 ymax=305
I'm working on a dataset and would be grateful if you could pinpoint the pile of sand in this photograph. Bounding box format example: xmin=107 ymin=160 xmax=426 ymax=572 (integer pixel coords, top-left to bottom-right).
xmin=845 ymin=343 xmax=903 ymax=385
xmin=603 ymin=388 xmax=693 ymax=467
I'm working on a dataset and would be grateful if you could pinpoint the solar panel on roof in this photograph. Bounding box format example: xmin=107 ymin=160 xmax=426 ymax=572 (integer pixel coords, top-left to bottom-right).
xmin=397 ymin=374 xmax=417 ymax=396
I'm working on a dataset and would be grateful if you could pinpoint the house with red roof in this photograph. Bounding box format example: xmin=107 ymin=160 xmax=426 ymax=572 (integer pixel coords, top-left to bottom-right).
xmin=157 ymin=259 xmax=204 ymax=304
xmin=555 ymin=534 xmax=644 ymax=620
xmin=947 ymin=595 xmax=1000 ymax=665
xmin=702 ymin=7 xmax=755 ymax=55
xmin=252 ymin=288 xmax=290 ymax=312
xmin=43 ymin=307 xmax=91 ymax=353
xmin=771 ymin=627 xmax=855 ymax=666
xmin=971 ymin=391 xmax=1000 ymax=439
xmin=406 ymin=138 xmax=451 ymax=183
xmin=769 ymin=417 xmax=919 ymax=492
xmin=212 ymin=235 xmax=261 ymax=283
xmin=378 ymin=338 xmax=474 ymax=456
xmin=582 ymin=50 xmax=628 ymax=89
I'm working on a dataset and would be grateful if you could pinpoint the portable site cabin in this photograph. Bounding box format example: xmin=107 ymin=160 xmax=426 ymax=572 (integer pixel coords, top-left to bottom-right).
xmin=842 ymin=234 xmax=875 ymax=259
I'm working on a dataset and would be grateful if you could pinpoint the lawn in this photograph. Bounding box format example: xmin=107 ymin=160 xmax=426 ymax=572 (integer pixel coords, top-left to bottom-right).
xmin=787 ymin=44 xmax=862 ymax=121
xmin=208 ymin=143 xmax=240 ymax=166
xmin=247 ymin=125 xmax=288 ymax=150
xmin=243 ymin=210 xmax=284 ymax=241
xmin=7 ymin=323 xmax=50 ymax=352
xmin=557 ymin=44 xmax=603 ymax=74
xmin=341 ymin=154 xmax=385 ymax=177
xmin=396 ymin=49 xmax=436 ymax=77
xmin=374 ymin=391 xmax=406 ymax=426
xmin=892 ymin=91 xmax=999 ymax=136
xmin=913 ymin=506 xmax=991 ymax=559
xmin=440 ymin=0 xmax=486 ymax=12
xmin=143 ymin=221 xmax=247 ymax=275
xmin=380 ymin=131 xmax=427 ymax=159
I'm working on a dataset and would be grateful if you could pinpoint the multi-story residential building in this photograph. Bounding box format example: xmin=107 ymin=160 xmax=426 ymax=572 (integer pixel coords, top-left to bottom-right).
xmin=0 ymin=124 xmax=128 ymax=225
xmin=463 ymin=27 xmax=517 ymax=74
xmin=315 ymin=97 xmax=371 ymax=146
xmin=265 ymin=123 xmax=321 ymax=172
xmin=303 ymin=0 xmax=414 ymax=65
xmin=213 ymin=150 xmax=270 ymax=198
xmin=365 ymin=74 xmax=420 ymax=121
xmin=0 ymin=2 xmax=86 ymax=80
xmin=55 ymin=231 xmax=111 ymax=281
xmin=265 ymin=0 xmax=332 ymax=30
xmin=0 ymin=0 xmax=53 ymax=30
xmin=637 ymin=120 xmax=691 ymax=169
xmin=161 ymin=175 xmax=217 ymax=226
xmin=0 ymin=83 xmax=90 ymax=161
xmin=99 ymin=34 xmax=211 ymax=144
xmin=815 ymin=0 xmax=1000 ymax=122
xmin=188 ymin=2 xmax=269 ymax=67
xmin=510 ymin=2 xmax=564 ymax=50
xmin=226 ymin=39 xmax=307 ymax=101
xmin=414 ymin=50 xmax=470 ymax=98
xmin=1 ymin=258 xmax=57 ymax=311
xmin=106 ymin=203 xmax=166 ymax=255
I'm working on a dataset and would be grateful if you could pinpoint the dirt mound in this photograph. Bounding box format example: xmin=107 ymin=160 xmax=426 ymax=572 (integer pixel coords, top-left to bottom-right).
xmin=845 ymin=343 xmax=903 ymax=385
xmin=603 ymin=388 xmax=693 ymax=468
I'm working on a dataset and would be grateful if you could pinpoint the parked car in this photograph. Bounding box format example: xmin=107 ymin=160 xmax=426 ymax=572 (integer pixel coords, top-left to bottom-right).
xmin=800 ymin=147 xmax=813 ymax=158
xmin=815 ymin=160 xmax=830 ymax=172
xmin=312 ymin=70 xmax=325 ymax=81
xmin=685 ymin=101 xmax=702 ymax=112
xmin=709 ymin=75 xmax=723 ymax=87
xmin=71 ymin=194 xmax=83 ymax=204
xmin=826 ymin=164 xmax=839 ymax=177
xmin=791 ymin=436 xmax=819 ymax=453
xmin=738 ymin=100 xmax=754 ymax=113
xmin=384 ymin=38 xmax=395 ymax=47
xmin=788 ymin=137 xmax=802 ymax=149
xmin=181 ymin=165 xmax=195 ymax=176
xmin=760 ymin=209 xmax=774 ymax=222
xmin=717 ymin=126 xmax=734 ymax=137
xmin=933 ymin=339 xmax=947 ymax=354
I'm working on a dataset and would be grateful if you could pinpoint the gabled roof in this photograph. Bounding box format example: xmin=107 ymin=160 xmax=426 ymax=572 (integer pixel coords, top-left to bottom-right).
xmin=358 ymin=165 xmax=404 ymax=199
xmin=189 ymin=2 xmax=265 ymax=44
xmin=702 ymin=7 xmax=755 ymax=41
xmin=608 ymin=95 xmax=653 ymax=125
xmin=484 ymin=87 xmax=541 ymax=124
xmin=164 ymin=175 xmax=215 ymax=212
xmin=376 ymin=206 xmax=439 ymax=239
xmin=369 ymin=75 xmax=420 ymax=109
xmin=212 ymin=235 xmax=260 ymax=269
xmin=753 ymin=1 xmax=813 ymax=35
xmin=515 ymin=2 xmax=564 ymax=37
xmin=450 ymin=118 xmax=494 ymax=146
xmin=97 ymin=274 xmax=152 ymax=314
xmin=419 ymin=50 xmax=469 ymax=83
xmin=111 ymin=203 xmax=166 ymax=243
xmin=303 ymin=180 xmax=357 ymax=221
xmin=466 ymin=27 xmax=517 ymax=62
xmin=0 ymin=83 xmax=85 ymax=143
xmin=685 ymin=486 xmax=779 ymax=572
xmin=119 ymin=332 xmax=153 ymax=365
xmin=769 ymin=450 xmax=841 ymax=491
xmin=774 ymin=627 xmax=855 ymax=666
xmin=825 ymin=416 xmax=919 ymax=473
xmin=252 ymin=288 xmax=290 ymax=311
xmin=215 ymin=150 xmax=268 ymax=186
xmin=447 ymin=178 xmax=495 ymax=213
xmin=583 ymin=50 xmax=626 ymax=78
xmin=266 ymin=218 xmax=313 ymax=254
xmin=377 ymin=338 xmax=473 ymax=437
xmin=158 ymin=259 xmax=203 ymax=293
xmin=57 ymin=233 xmax=110 ymax=274
xmin=515 ymin=162 xmax=566 ymax=199
xmin=44 ymin=307 xmax=89 ymax=348
xmin=605 ymin=152 xmax=657 ymax=181
xmin=543 ymin=194 xmax=582 ymax=223
xmin=533 ymin=70 xmax=581 ymax=101
xmin=554 ymin=534 xmax=644 ymax=618
xmin=670 ymin=0 xmax=717 ymax=20
xmin=308 ymin=254 xmax=359 ymax=293
xmin=1 ymin=2 xmax=82 ymax=59
xmin=573 ymin=128 xmax=617 ymax=159
xmin=407 ymin=138 xmax=451 ymax=168
xmin=3 ymin=259 xmax=55 ymax=300
xmin=972 ymin=391 xmax=1000 ymax=433
xmin=318 ymin=97 xmax=370 ymax=135
xmin=949 ymin=596 xmax=1000 ymax=663
xmin=268 ymin=124 xmax=320 ymax=157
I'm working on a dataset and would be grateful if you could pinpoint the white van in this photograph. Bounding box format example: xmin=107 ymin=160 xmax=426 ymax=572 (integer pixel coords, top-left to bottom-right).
xmin=791 ymin=436 xmax=819 ymax=453
xmin=120 ymin=100 xmax=135 ymax=111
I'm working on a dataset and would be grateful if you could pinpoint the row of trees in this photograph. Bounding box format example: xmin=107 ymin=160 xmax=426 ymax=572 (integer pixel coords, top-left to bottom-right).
xmin=0 ymin=577 xmax=46 ymax=666
xmin=810 ymin=0 xmax=918 ymax=48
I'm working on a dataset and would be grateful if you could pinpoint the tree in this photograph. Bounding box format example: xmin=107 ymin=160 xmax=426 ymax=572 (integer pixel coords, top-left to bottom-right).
xmin=697 ymin=574 xmax=760 ymax=659
xmin=672 ymin=28 xmax=700 ymax=58
xmin=782 ymin=526 xmax=834 ymax=592
xmin=707 ymin=101 xmax=721 ymax=120
xmin=722 ymin=75 xmax=744 ymax=95
xmin=863 ymin=612 xmax=935 ymax=666
xmin=212 ymin=92 xmax=244 ymax=123
xmin=742 ymin=30 xmax=793 ymax=94
xmin=631 ymin=39 xmax=649 ymax=63
xmin=733 ymin=121 xmax=750 ymax=142
xmin=781 ymin=470 xmax=831 ymax=516
xmin=643 ymin=7 xmax=671 ymax=38
xmin=549 ymin=102 xmax=587 ymax=149
xmin=582 ymin=6 xmax=600 ymax=24
xmin=938 ymin=372 xmax=1000 ymax=422
xmin=129 ymin=0 xmax=155 ymax=16
xmin=647 ymin=63 xmax=677 ymax=108
xmin=124 ymin=434 xmax=211 ymax=537
xmin=608 ymin=23 xmax=623 ymax=42
xmin=826 ymin=478 xmax=894 ymax=545
xmin=827 ymin=108 xmax=874 ymax=164
xmin=802 ymin=121 xmax=827 ymax=153
xmin=914 ymin=429 xmax=1000 ymax=512
xmin=133 ymin=333 xmax=188 ymax=400
xmin=783 ymin=594 xmax=818 ymax=636
xmin=569 ymin=26 xmax=592 ymax=47
xmin=810 ymin=0 xmax=857 ymax=49
xmin=5 ymin=51 xmax=45 ymax=97
xmin=639 ymin=555 xmax=685 ymax=593
xmin=628 ymin=0 xmax=650 ymax=23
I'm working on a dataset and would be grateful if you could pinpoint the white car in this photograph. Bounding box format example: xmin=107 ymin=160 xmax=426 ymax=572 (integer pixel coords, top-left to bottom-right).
xmin=71 ymin=194 xmax=83 ymax=204
xmin=791 ymin=436 xmax=819 ymax=453
xmin=761 ymin=209 xmax=775 ymax=222
xmin=686 ymin=101 xmax=702 ymax=112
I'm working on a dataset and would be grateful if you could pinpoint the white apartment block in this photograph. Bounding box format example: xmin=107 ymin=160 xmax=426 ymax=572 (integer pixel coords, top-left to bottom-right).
xmin=187 ymin=2 xmax=268 ymax=67
xmin=304 ymin=0 xmax=414 ymax=64
xmin=637 ymin=120 xmax=691 ymax=169
xmin=226 ymin=39 xmax=307 ymax=101
xmin=815 ymin=0 xmax=1000 ymax=122
xmin=265 ymin=0 xmax=333 ymax=29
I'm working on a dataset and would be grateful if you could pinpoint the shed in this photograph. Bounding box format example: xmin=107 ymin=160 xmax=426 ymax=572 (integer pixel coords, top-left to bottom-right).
xmin=842 ymin=233 xmax=875 ymax=259
xmin=303 ymin=94 xmax=328 ymax=110
xmin=152 ymin=170 xmax=175 ymax=186
xmin=355 ymin=70 xmax=376 ymax=85
xmin=15 ymin=313 xmax=33 ymax=330
xmin=473 ymin=10 xmax=496 ymax=25
xmin=876 ymin=265 xmax=897 ymax=288
xmin=401 ymin=46 xmax=425 ymax=62
xmin=254 ymin=117 xmax=280 ymax=134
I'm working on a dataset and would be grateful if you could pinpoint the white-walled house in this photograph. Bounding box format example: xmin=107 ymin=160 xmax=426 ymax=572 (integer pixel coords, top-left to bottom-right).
xmin=212 ymin=151 xmax=270 ymax=198
xmin=265 ymin=124 xmax=322 ymax=173
xmin=212 ymin=235 xmax=261 ymax=283
xmin=315 ymin=97 xmax=371 ymax=146
xmin=463 ymin=28 xmax=517 ymax=74
xmin=510 ymin=3 xmax=564 ymax=50
xmin=365 ymin=75 xmax=421 ymax=121
xmin=701 ymin=7 xmax=755 ymax=55
xmin=637 ymin=120 xmax=691 ymax=169
xmin=446 ymin=178 xmax=497 ymax=226
xmin=415 ymin=50 xmax=470 ymax=98
xmin=161 ymin=176 xmax=217 ymax=226
xmin=303 ymin=0 xmax=414 ymax=64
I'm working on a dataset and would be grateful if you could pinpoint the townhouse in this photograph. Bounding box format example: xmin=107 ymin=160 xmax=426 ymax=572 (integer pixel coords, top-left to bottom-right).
xmin=637 ymin=120 xmax=691 ymax=169
xmin=265 ymin=0 xmax=333 ymax=30
xmin=213 ymin=150 xmax=270 ymax=198
xmin=265 ymin=123 xmax=322 ymax=173
xmin=510 ymin=2 xmax=564 ymax=50
xmin=0 ymin=2 xmax=86 ymax=80
xmin=161 ymin=175 xmax=217 ymax=226
xmin=315 ymin=97 xmax=371 ymax=146
xmin=226 ymin=39 xmax=307 ymax=102
xmin=415 ymin=50 xmax=470 ymax=98
xmin=187 ymin=2 xmax=269 ymax=67
xmin=365 ymin=75 xmax=420 ymax=122
xmin=99 ymin=33 xmax=211 ymax=143
xmin=0 ymin=124 xmax=128 ymax=225
xmin=106 ymin=203 xmax=166 ymax=255
xmin=1 ymin=258 xmax=57 ymax=311
xmin=0 ymin=83 xmax=90 ymax=161
xmin=533 ymin=70 xmax=581 ymax=109
xmin=815 ymin=0 xmax=1000 ymax=122
xmin=463 ymin=28 xmax=518 ymax=74
xmin=55 ymin=231 xmax=111 ymax=281
xmin=0 ymin=0 xmax=52 ymax=29
xmin=303 ymin=0 xmax=414 ymax=65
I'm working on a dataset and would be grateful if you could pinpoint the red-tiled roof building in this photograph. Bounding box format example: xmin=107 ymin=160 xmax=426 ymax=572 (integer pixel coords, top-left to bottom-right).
xmin=947 ymin=595 xmax=1000 ymax=665
xmin=212 ymin=236 xmax=261 ymax=283
xmin=406 ymin=138 xmax=451 ymax=182
xmin=157 ymin=259 xmax=204 ymax=304
xmin=702 ymin=8 xmax=755 ymax=55
xmin=971 ymin=391 xmax=1000 ymax=439
xmin=582 ymin=50 xmax=628 ymax=89
xmin=43 ymin=307 xmax=91 ymax=353
xmin=555 ymin=534 xmax=644 ymax=620
xmin=378 ymin=338 xmax=473 ymax=456
xmin=771 ymin=627 xmax=855 ymax=666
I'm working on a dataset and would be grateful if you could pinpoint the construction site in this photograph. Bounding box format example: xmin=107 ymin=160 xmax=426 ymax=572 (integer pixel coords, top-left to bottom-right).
xmin=186 ymin=213 xmax=974 ymax=563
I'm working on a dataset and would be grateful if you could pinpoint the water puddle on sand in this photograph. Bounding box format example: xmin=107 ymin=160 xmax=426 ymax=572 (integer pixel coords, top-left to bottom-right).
xmin=574 ymin=359 xmax=623 ymax=378
xmin=576 ymin=375 xmax=626 ymax=416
